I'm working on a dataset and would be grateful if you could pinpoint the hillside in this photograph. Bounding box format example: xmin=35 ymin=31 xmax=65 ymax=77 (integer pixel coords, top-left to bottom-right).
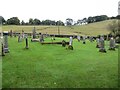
xmin=2 ymin=20 xmax=114 ymax=36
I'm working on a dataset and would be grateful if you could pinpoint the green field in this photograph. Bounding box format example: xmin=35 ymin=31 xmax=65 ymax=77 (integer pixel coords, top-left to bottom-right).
xmin=2 ymin=20 xmax=113 ymax=36
xmin=2 ymin=37 xmax=119 ymax=88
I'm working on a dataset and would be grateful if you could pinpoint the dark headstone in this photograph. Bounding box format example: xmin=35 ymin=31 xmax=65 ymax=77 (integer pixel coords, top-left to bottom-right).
xmin=25 ymin=37 xmax=29 ymax=49
xmin=9 ymin=30 xmax=13 ymax=37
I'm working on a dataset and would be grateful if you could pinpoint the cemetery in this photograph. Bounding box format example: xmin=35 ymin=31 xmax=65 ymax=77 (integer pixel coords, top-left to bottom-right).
xmin=1 ymin=20 xmax=119 ymax=88
xmin=2 ymin=23 xmax=119 ymax=88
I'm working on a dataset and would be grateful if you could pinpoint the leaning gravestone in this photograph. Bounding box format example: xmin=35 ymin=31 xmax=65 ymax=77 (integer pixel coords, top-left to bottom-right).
xmin=109 ymin=37 xmax=115 ymax=50
xmin=99 ymin=36 xmax=106 ymax=53
xmin=68 ymin=37 xmax=73 ymax=50
xmin=77 ymin=35 xmax=80 ymax=42
xmin=32 ymin=27 xmax=36 ymax=39
xmin=40 ymin=34 xmax=44 ymax=43
xmin=3 ymin=31 xmax=9 ymax=53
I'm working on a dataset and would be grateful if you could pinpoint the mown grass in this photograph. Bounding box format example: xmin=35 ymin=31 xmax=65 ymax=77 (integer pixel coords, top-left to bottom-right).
xmin=2 ymin=20 xmax=113 ymax=36
xmin=2 ymin=37 xmax=118 ymax=88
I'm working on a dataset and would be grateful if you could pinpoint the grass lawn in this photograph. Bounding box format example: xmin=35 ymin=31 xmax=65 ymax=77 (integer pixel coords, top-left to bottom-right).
xmin=2 ymin=37 xmax=119 ymax=88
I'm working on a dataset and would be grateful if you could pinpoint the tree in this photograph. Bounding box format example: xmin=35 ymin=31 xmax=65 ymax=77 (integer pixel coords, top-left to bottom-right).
xmin=29 ymin=18 xmax=34 ymax=25
xmin=6 ymin=17 xmax=20 ymax=25
xmin=21 ymin=20 xmax=25 ymax=25
xmin=34 ymin=18 xmax=41 ymax=25
xmin=0 ymin=16 xmax=6 ymax=24
xmin=66 ymin=18 xmax=73 ymax=26
xmin=56 ymin=20 xmax=64 ymax=26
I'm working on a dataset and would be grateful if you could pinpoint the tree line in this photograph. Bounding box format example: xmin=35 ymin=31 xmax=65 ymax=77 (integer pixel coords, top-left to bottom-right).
xmin=0 ymin=15 xmax=119 ymax=26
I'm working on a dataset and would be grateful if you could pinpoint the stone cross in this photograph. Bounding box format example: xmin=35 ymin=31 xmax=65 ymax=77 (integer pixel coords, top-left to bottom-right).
xmin=109 ymin=37 xmax=116 ymax=50
xmin=32 ymin=27 xmax=36 ymax=39
xmin=99 ymin=36 xmax=106 ymax=52
xmin=3 ymin=31 xmax=9 ymax=53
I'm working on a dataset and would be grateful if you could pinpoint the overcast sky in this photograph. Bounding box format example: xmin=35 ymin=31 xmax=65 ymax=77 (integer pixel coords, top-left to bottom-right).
xmin=0 ymin=0 xmax=119 ymax=22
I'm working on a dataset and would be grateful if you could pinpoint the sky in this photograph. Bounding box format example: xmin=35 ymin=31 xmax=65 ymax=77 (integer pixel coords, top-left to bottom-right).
xmin=0 ymin=0 xmax=119 ymax=22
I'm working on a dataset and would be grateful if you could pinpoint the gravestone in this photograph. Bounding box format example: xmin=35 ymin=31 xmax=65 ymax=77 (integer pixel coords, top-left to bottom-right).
xmin=96 ymin=38 xmax=100 ymax=48
xmin=25 ymin=36 xmax=29 ymax=49
xmin=18 ymin=34 xmax=22 ymax=42
xmin=68 ymin=37 xmax=73 ymax=50
xmin=3 ymin=31 xmax=9 ymax=53
xmin=89 ymin=36 xmax=93 ymax=42
xmin=32 ymin=27 xmax=36 ymax=39
xmin=77 ymin=35 xmax=80 ymax=42
xmin=109 ymin=37 xmax=116 ymax=50
xmin=40 ymin=34 xmax=44 ymax=43
xmin=9 ymin=30 xmax=13 ymax=37
xmin=99 ymin=36 xmax=106 ymax=53
xmin=83 ymin=36 xmax=86 ymax=44
xmin=22 ymin=30 xmax=25 ymax=38
xmin=53 ymin=35 xmax=55 ymax=40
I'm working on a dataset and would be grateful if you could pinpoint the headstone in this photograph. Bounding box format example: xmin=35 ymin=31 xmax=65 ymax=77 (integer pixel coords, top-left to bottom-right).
xmin=68 ymin=36 xmax=73 ymax=50
xmin=89 ymin=36 xmax=93 ymax=42
xmin=18 ymin=34 xmax=22 ymax=42
xmin=96 ymin=38 xmax=100 ymax=48
xmin=32 ymin=27 xmax=36 ymax=39
xmin=25 ymin=37 xmax=29 ymax=49
xmin=22 ymin=30 xmax=25 ymax=38
xmin=53 ymin=34 xmax=55 ymax=40
xmin=83 ymin=36 xmax=86 ymax=44
xmin=69 ymin=36 xmax=73 ymax=46
xmin=99 ymin=36 xmax=106 ymax=53
xmin=9 ymin=30 xmax=13 ymax=37
xmin=109 ymin=37 xmax=116 ymax=50
xmin=40 ymin=34 xmax=44 ymax=43
xmin=77 ymin=35 xmax=80 ymax=42
xmin=3 ymin=31 xmax=9 ymax=53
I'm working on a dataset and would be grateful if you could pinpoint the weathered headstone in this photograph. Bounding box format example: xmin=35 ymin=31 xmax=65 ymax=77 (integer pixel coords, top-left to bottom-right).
xmin=68 ymin=37 xmax=73 ymax=50
xmin=40 ymin=34 xmax=44 ymax=43
xmin=99 ymin=36 xmax=106 ymax=53
xmin=3 ymin=31 xmax=9 ymax=53
xmin=109 ymin=37 xmax=116 ymax=50
xmin=77 ymin=35 xmax=80 ymax=42
xmin=32 ymin=27 xmax=36 ymax=39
